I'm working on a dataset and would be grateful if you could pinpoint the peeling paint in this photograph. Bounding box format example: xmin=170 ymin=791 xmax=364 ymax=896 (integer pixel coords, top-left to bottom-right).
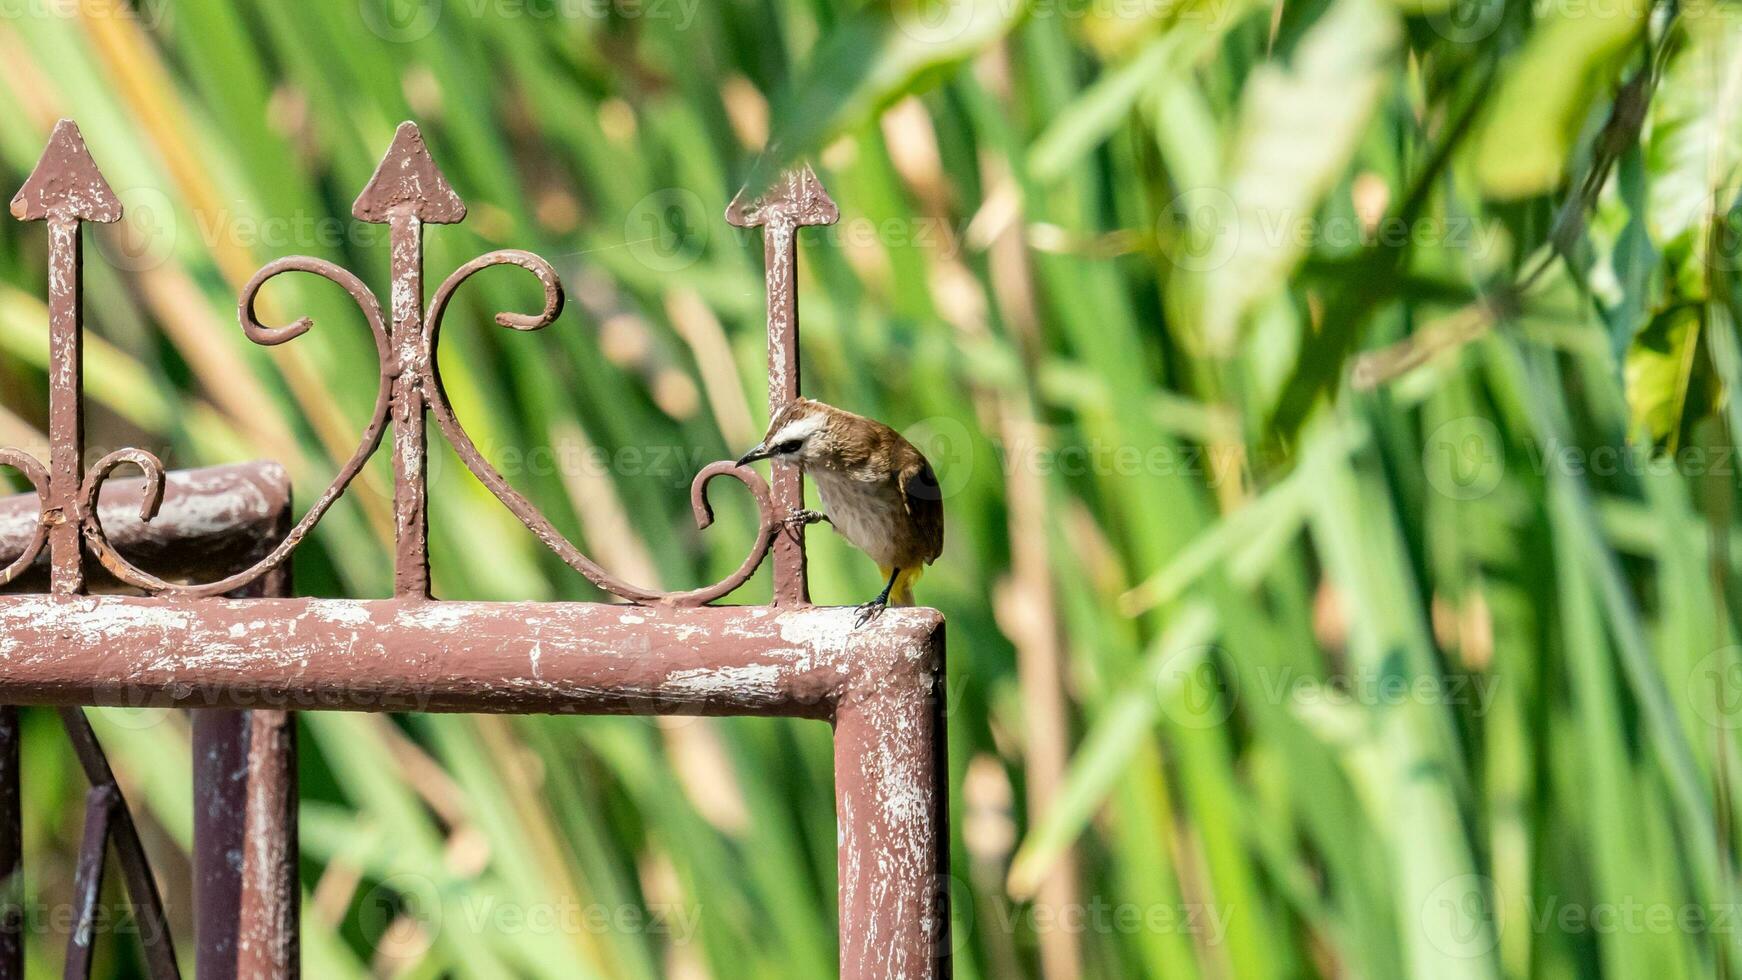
xmin=0 ymin=126 xmax=945 ymax=977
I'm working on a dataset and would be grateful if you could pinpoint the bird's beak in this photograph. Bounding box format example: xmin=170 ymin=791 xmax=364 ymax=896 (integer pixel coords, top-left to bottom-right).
xmin=735 ymin=443 xmax=770 ymax=467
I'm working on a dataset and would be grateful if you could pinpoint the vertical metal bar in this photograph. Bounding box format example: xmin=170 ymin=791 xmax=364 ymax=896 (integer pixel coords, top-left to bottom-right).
xmin=236 ymin=708 xmax=297 ymax=980
xmin=726 ymin=167 xmax=838 ymax=607
xmin=64 ymin=785 xmax=116 ymax=980
xmin=833 ymin=632 xmax=950 ymax=979
xmin=11 ymin=120 xmax=121 ymax=595
xmin=239 ymin=557 xmax=297 ymax=980
xmin=58 ymin=709 xmax=179 ymax=979
xmin=352 ymin=121 xmax=466 ymax=600
xmin=193 ymin=702 xmax=299 ymax=980
xmin=44 ymin=216 xmax=83 ymax=596
xmin=0 ymin=707 xmax=20 ymax=980
xmin=192 ymin=711 xmax=246 ymax=980
xmin=761 ymin=219 xmax=809 ymax=606
xmin=196 ymin=496 xmax=297 ymax=980
xmin=387 ymin=211 xmax=430 ymax=599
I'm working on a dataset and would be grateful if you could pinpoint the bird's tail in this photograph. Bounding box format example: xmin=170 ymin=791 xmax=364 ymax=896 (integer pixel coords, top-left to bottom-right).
xmin=886 ymin=565 xmax=923 ymax=606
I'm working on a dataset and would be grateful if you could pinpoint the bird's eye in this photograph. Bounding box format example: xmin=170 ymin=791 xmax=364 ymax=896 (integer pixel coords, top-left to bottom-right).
xmin=775 ymin=439 xmax=803 ymax=454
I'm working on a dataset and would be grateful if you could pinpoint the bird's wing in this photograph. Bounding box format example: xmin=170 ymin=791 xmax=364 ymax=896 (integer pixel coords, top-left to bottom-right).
xmin=899 ymin=458 xmax=945 ymax=564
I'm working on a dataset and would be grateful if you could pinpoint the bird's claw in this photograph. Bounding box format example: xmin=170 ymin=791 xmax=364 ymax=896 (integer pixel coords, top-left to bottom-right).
xmin=853 ymin=598 xmax=888 ymax=629
xmin=783 ymin=509 xmax=828 ymax=530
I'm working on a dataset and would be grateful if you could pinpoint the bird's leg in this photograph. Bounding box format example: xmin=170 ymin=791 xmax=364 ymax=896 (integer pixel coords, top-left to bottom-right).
xmin=855 ymin=567 xmax=900 ymax=628
xmin=783 ymin=508 xmax=830 ymax=530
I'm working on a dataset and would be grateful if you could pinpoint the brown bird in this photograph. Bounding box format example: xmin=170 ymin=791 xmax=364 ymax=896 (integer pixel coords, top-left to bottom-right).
xmin=737 ymin=398 xmax=943 ymax=622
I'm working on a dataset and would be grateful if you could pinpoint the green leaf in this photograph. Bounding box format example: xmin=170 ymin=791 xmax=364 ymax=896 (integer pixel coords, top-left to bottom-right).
xmin=1648 ymin=3 xmax=1742 ymax=287
xmin=1474 ymin=0 xmax=1649 ymax=198
xmin=747 ymin=0 xmax=1027 ymax=194
xmin=1624 ymin=303 xmax=1701 ymax=445
xmin=1005 ymin=603 xmax=1218 ymax=898
xmin=1190 ymin=0 xmax=1400 ymax=354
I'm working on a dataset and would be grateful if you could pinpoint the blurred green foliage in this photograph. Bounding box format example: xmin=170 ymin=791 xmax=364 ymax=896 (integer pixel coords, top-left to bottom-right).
xmin=0 ymin=0 xmax=1738 ymax=976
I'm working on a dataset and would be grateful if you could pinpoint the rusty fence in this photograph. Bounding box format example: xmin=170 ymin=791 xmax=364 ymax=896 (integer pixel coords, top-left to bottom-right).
xmin=0 ymin=121 xmax=949 ymax=979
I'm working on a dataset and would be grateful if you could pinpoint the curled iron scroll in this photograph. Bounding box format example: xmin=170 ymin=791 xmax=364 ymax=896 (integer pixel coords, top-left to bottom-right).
xmin=423 ymin=250 xmax=777 ymax=606
xmin=0 ymin=449 xmax=50 ymax=587
xmin=78 ymin=257 xmax=392 ymax=596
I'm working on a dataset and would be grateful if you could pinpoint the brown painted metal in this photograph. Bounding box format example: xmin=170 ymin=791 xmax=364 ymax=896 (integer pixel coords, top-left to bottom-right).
xmin=0 ymin=599 xmax=933 ymax=714
xmin=196 ymin=546 xmax=295 ymax=980
xmin=0 ymin=462 xmax=298 ymax=978
xmin=63 ymin=783 xmax=115 ymax=980
xmin=235 ymin=708 xmax=297 ymax=979
xmin=193 ymin=704 xmax=298 ymax=980
xmin=0 ymin=597 xmax=951 ymax=973
xmin=0 ymin=120 xmax=949 ymax=979
xmin=59 ymin=708 xmax=179 ymax=978
xmin=192 ymin=710 xmax=248 ymax=977
xmin=352 ymin=122 xmax=464 ymax=600
xmin=9 ymin=119 xmax=121 ymax=596
xmin=727 ymin=167 xmax=840 ymax=607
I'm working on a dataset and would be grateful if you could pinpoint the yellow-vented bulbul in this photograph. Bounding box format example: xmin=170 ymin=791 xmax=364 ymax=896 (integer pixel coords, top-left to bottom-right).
xmin=738 ymin=398 xmax=943 ymax=623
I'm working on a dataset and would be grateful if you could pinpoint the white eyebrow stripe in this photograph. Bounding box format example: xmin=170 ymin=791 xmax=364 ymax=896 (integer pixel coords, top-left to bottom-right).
xmin=769 ymin=414 xmax=824 ymax=447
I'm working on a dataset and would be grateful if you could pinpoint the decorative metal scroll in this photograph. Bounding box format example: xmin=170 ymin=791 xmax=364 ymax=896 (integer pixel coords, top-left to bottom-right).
xmin=0 ymin=119 xmax=845 ymax=977
xmin=12 ymin=120 xmax=841 ymax=607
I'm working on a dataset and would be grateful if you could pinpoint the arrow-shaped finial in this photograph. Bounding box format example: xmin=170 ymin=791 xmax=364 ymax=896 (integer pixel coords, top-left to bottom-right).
xmin=12 ymin=120 xmax=122 ymax=594
xmin=726 ymin=165 xmax=838 ymax=229
xmin=10 ymin=119 xmax=122 ymax=224
xmin=352 ymin=122 xmax=466 ymax=598
xmin=352 ymin=122 xmax=466 ymax=224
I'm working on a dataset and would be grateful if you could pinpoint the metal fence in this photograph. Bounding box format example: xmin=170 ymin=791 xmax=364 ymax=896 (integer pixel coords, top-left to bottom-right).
xmin=0 ymin=120 xmax=949 ymax=979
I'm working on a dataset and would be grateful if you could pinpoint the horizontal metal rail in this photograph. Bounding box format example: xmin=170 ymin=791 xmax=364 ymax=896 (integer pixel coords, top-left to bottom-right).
xmin=0 ymin=599 xmax=938 ymax=716
xmin=0 ymin=597 xmax=948 ymax=976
